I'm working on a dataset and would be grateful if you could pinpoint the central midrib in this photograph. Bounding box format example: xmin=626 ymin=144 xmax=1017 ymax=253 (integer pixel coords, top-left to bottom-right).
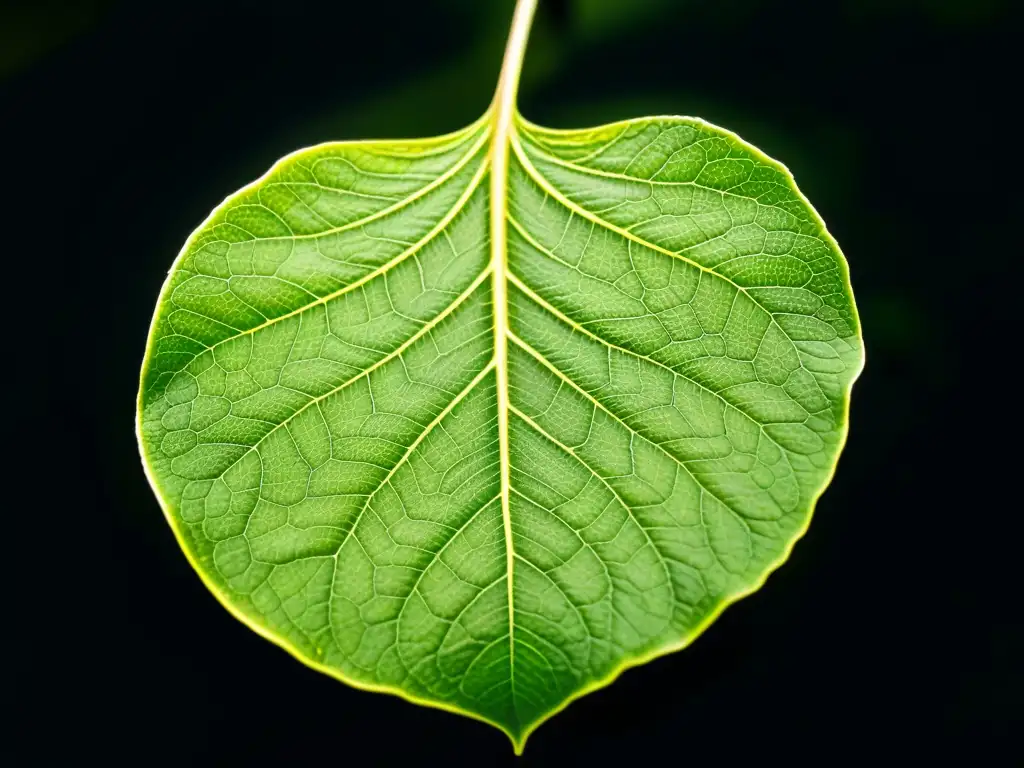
xmin=489 ymin=0 xmax=538 ymax=725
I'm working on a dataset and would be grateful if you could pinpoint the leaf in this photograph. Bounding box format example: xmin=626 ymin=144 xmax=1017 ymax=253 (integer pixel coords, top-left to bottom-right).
xmin=137 ymin=0 xmax=862 ymax=752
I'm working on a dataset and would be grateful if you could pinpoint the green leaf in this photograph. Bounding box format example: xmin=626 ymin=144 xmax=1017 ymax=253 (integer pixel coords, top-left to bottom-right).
xmin=138 ymin=0 xmax=862 ymax=752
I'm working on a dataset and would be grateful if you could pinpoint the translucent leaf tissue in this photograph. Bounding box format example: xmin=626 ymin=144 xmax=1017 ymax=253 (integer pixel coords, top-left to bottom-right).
xmin=138 ymin=0 xmax=863 ymax=751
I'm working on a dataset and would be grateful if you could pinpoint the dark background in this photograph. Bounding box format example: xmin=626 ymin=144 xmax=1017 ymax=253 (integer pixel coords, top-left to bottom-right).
xmin=6 ymin=0 xmax=1017 ymax=763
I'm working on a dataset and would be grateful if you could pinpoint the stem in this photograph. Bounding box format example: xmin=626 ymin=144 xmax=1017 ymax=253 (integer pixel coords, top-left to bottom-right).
xmin=489 ymin=0 xmax=538 ymax=732
xmin=491 ymin=0 xmax=538 ymax=123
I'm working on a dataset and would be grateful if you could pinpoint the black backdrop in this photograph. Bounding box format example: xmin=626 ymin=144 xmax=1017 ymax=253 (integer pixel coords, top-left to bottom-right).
xmin=6 ymin=0 xmax=1016 ymax=763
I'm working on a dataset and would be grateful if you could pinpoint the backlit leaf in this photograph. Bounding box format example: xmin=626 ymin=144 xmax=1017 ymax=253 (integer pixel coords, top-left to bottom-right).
xmin=138 ymin=0 xmax=862 ymax=751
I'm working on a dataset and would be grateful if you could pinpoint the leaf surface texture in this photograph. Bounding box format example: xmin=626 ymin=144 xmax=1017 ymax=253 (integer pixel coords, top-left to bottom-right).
xmin=139 ymin=112 xmax=862 ymax=749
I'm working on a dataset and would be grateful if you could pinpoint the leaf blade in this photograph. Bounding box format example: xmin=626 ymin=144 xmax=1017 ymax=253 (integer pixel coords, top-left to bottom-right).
xmin=139 ymin=111 xmax=862 ymax=752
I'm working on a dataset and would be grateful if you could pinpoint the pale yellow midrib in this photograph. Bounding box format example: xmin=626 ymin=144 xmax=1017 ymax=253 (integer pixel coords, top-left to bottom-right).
xmin=489 ymin=0 xmax=538 ymax=726
xmin=491 ymin=84 xmax=518 ymax=726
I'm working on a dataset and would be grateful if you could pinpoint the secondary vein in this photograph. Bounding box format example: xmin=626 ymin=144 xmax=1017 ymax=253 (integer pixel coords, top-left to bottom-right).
xmin=192 ymin=150 xmax=491 ymax=356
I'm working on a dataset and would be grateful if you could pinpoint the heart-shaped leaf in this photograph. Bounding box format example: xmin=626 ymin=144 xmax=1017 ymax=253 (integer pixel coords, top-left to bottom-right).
xmin=138 ymin=0 xmax=862 ymax=751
